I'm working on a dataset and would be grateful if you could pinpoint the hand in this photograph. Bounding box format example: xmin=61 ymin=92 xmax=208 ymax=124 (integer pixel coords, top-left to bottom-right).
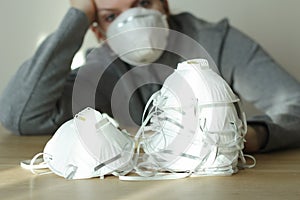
xmin=244 ymin=125 xmax=268 ymax=153
xmin=70 ymin=0 xmax=97 ymax=23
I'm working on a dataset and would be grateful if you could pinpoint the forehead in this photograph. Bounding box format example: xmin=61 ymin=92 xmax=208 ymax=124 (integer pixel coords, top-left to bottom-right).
xmin=95 ymin=0 xmax=137 ymax=10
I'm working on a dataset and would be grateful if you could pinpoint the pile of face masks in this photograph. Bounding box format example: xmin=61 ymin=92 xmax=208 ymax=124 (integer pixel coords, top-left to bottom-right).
xmin=128 ymin=59 xmax=255 ymax=180
xmin=23 ymin=59 xmax=255 ymax=181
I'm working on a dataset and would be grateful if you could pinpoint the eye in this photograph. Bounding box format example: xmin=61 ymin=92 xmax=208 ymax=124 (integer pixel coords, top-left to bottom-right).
xmin=138 ymin=0 xmax=152 ymax=8
xmin=104 ymin=13 xmax=117 ymax=23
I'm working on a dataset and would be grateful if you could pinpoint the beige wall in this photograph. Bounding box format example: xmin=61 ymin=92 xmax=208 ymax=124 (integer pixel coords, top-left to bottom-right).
xmin=1 ymin=0 xmax=299 ymax=96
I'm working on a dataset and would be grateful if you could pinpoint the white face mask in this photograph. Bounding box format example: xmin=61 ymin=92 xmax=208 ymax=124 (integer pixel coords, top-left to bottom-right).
xmin=106 ymin=7 xmax=169 ymax=66
xmin=27 ymin=108 xmax=135 ymax=179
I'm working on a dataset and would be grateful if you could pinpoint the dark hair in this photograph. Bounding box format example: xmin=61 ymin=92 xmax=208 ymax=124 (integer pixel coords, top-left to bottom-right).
xmin=160 ymin=0 xmax=170 ymax=15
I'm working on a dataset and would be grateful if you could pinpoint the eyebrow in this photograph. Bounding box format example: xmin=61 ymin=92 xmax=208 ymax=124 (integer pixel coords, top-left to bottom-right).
xmin=97 ymin=8 xmax=119 ymax=12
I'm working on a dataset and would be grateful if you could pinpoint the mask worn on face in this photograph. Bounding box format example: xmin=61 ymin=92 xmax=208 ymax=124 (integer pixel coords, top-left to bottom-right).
xmin=106 ymin=7 xmax=169 ymax=66
xmin=26 ymin=108 xmax=135 ymax=179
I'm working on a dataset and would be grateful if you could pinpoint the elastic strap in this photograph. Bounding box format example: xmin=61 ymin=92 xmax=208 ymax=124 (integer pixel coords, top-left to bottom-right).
xmin=27 ymin=152 xmax=52 ymax=175
xmin=238 ymin=152 xmax=256 ymax=169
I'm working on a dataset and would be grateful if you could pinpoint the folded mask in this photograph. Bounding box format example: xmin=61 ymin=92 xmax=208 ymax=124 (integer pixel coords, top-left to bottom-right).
xmin=25 ymin=107 xmax=135 ymax=179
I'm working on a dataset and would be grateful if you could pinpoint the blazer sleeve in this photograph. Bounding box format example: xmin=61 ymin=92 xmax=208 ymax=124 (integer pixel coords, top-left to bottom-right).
xmin=0 ymin=8 xmax=90 ymax=135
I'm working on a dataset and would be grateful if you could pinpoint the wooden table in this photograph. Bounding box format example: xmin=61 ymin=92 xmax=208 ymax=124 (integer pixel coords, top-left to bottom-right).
xmin=1 ymin=124 xmax=300 ymax=200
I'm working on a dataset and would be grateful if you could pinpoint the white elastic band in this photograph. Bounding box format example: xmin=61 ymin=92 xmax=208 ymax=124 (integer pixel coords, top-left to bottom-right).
xmin=27 ymin=153 xmax=52 ymax=175
xmin=20 ymin=158 xmax=47 ymax=170
xmin=239 ymin=153 xmax=256 ymax=169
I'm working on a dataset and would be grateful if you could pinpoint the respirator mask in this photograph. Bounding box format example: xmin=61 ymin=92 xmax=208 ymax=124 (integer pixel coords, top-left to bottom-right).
xmin=23 ymin=108 xmax=135 ymax=179
xmin=105 ymin=7 xmax=169 ymax=66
